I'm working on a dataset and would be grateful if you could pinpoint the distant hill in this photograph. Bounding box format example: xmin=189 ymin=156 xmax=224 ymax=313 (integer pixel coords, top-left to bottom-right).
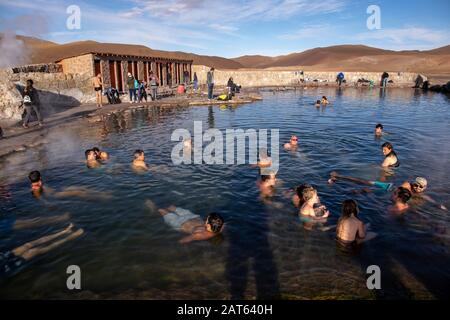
xmin=2 ymin=35 xmax=450 ymax=74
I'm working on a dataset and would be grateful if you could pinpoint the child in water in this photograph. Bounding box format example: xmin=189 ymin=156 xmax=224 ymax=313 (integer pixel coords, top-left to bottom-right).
xmin=148 ymin=201 xmax=224 ymax=244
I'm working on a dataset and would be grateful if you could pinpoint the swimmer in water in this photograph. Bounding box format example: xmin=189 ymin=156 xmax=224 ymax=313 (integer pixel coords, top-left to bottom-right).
xmin=400 ymin=177 xmax=447 ymax=211
xmin=28 ymin=171 xmax=112 ymax=200
xmin=300 ymin=186 xmax=330 ymax=219
xmin=92 ymin=147 xmax=109 ymax=161
xmin=85 ymin=149 xmax=101 ymax=168
xmin=389 ymin=187 xmax=412 ymax=214
xmin=336 ymin=200 xmax=367 ymax=245
xmin=153 ymin=203 xmax=224 ymax=244
xmin=381 ymin=142 xmax=399 ymax=168
xmin=375 ymin=123 xmax=384 ymax=136
xmin=314 ymin=100 xmax=321 ymax=107
xmin=321 ymin=96 xmax=329 ymax=105
xmin=285 ymin=183 xmax=312 ymax=208
xmin=1 ymin=223 xmax=84 ymax=277
xmin=284 ymin=135 xmax=299 ymax=151
xmin=258 ymin=174 xmax=276 ymax=198
xmin=132 ymin=149 xmax=149 ymax=170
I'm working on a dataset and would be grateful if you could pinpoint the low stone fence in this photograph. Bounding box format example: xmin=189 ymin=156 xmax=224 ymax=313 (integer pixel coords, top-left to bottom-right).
xmin=12 ymin=63 xmax=62 ymax=74
xmin=192 ymin=65 xmax=418 ymax=87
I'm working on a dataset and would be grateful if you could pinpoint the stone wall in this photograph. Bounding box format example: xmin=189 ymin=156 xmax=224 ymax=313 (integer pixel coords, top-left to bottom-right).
xmin=100 ymin=59 xmax=111 ymax=88
xmin=192 ymin=65 xmax=418 ymax=87
xmin=0 ymin=67 xmax=95 ymax=121
xmin=58 ymin=54 xmax=94 ymax=76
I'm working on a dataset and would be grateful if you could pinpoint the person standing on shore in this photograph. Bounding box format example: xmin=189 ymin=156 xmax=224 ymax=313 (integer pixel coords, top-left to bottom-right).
xmin=92 ymin=73 xmax=103 ymax=108
xmin=193 ymin=72 xmax=198 ymax=92
xmin=22 ymin=79 xmax=43 ymax=128
xmin=149 ymin=71 xmax=159 ymax=101
xmin=127 ymin=73 xmax=137 ymax=103
xmin=207 ymin=67 xmax=215 ymax=100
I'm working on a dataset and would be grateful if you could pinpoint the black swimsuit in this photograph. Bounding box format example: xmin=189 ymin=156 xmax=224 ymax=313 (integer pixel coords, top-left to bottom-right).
xmin=386 ymin=151 xmax=400 ymax=168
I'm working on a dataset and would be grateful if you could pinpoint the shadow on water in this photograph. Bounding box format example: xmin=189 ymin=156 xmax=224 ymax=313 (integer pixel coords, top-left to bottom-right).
xmin=225 ymin=205 xmax=281 ymax=299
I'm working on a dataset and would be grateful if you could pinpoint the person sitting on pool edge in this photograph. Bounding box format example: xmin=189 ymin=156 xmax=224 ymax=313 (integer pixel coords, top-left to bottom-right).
xmin=300 ymin=186 xmax=330 ymax=219
xmin=85 ymin=149 xmax=101 ymax=168
xmin=400 ymin=177 xmax=447 ymax=211
xmin=321 ymin=96 xmax=329 ymax=105
xmin=92 ymin=147 xmax=109 ymax=161
xmin=284 ymin=135 xmax=299 ymax=151
xmin=336 ymin=200 xmax=366 ymax=245
xmin=375 ymin=123 xmax=384 ymax=136
xmin=381 ymin=142 xmax=399 ymax=168
xmin=132 ymin=149 xmax=149 ymax=170
xmin=389 ymin=187 xmax=412 ymax=214
xmin=151 ymin=203 xmax=224 ymax=244
xmin=28 ymin=171 xmax=112 ymax=200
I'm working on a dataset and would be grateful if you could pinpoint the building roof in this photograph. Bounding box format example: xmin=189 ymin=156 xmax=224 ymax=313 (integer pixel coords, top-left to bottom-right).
xmin=57 ymin=51 xmax=193 ymax=63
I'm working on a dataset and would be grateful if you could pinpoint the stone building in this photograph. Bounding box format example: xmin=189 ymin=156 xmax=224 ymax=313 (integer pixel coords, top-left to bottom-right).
xmin=57 ymin=52 xmax=193 ymax=92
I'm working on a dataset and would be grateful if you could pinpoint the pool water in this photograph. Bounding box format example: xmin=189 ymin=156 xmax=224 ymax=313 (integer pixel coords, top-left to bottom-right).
xmin=1 ymin=87 xmax=449 ymax=299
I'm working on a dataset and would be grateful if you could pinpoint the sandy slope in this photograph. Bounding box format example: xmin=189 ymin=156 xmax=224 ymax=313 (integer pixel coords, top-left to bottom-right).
xmin=3 ymin=35 xmax=450 ymax=76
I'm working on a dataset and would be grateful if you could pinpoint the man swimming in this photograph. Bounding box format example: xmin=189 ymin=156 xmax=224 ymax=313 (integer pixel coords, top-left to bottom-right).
xmin=28 ymin=171 xmax=112 ymax=200
xmin=284 ymin=135 xmax=299 ymax=151
xmin=85 ymin=149 xmax=101 ymax=168
xmin=381 ymin=142 xmax=399 ymax=168
xmin=151 ymin=203 xmax=224 ymax=244
xmin=375 ymin=123 xmax=384 ymax=136
xmin=257 ymin=174 xmax=276 ymax=198
xmin=1 ymin=223 xmax=84 ymax=277
xmin=132 ymin=149 xmax=149 ymax=170
xmin=389 ymin=187 xmax=412 ymax=214
xmin=400 ymin=177 xmax=447 ymax=210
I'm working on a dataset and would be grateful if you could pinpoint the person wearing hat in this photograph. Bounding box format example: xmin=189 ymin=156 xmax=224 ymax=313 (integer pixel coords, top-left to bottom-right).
xmin=126 ymin=72 xmax=137 ymax=103
xmin=401 ymin=177 xmax=447 ymax=210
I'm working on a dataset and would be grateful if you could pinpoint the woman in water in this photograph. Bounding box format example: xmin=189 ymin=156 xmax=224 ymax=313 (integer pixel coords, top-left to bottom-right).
xmin=336 ymin=200 xmax=366 ymax=245
xmin=381 ymin=142 xmax=399 ymax=168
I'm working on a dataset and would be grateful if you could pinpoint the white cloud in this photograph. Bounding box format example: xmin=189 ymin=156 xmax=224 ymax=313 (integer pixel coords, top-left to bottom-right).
xmin=354 ymin=27 xmax=450 ymax=49
xmin=278 ymin=24 xmax=332 ymax=40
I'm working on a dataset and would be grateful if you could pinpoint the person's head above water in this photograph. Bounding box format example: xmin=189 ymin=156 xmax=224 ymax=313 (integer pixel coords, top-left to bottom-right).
xmin=296 ymin=184 xmax=312 ymax=198
xmin=85 ymin=149 xmax=97 ymax=161
xmin=382 ymin=142 xmax=394 ymax=156
xmin=412 ymin=177 xmax=428 ymax=193
xmin=92 ymin=147 xmax=100 ymax=156
xmin=341 ymin=199 xmax=359 ymax=218
xmin=302 ymin=186 xmax=318 ymax=203
xmin=375 ymin=123 xmax=384 ymax=135
xmin=290 ymin=135 xmax=298 ymax=145
xmin=322 ymin=96 xmax=327 ymax=100
xmin=28 ymin=170 xmax=42 ymax=190
xmin=395 ymin=187 xmax=412 ymax=204
xmin=134 ymin=149 xmax=145 ymax=161
xmin=205 ymin=212 xmax=224 ymax=234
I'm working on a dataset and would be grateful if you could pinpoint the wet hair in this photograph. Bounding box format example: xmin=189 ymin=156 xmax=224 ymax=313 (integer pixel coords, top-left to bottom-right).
xmin=316 ymin=100 xmax=321 ymax=104
xmin=341 ymin=199 xmax=359 ymax=219
xmin=382 ymin=142 xmax=393 ymax=150
xmin=261 ymin=175 xmax=272 ymax=182
xmin=302 ymin=186 xmax=317 ymax=202
xmin=376 ymin=124 xmax=384 ymax=129
xmin=322 ymin=96 xmax=327 ymax=99
xmin=206 ymin=212 xmax=224 ymax=233
xmin=396 ymin=187 xmax=412 ymax=204
xmin=85 ymin=149 xmax=94 ymax=159
xmin=92 ymin=147 xmax=100 ymax=153
xmin=134 ymin=149 xmax=144 ymax=159
xmin=296 ymin=184 xmax=312 ymax=198
xmin=28 ymin=170 xmax=41 ymax=183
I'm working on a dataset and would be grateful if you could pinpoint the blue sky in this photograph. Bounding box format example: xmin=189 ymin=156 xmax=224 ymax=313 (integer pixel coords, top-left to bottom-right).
xmin=1 ymin=0 xmax=449 ymax=57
